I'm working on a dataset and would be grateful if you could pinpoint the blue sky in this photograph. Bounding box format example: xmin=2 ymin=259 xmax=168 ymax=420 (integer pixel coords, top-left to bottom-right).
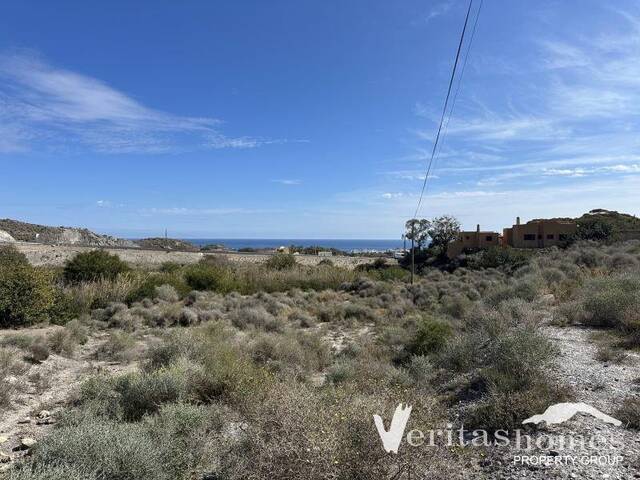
xmin=1 ymin=0 xmax=639 ymax=238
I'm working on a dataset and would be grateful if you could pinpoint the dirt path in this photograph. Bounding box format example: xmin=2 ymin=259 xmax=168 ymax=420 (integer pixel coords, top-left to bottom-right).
xmin=0 ymin=330 xmax=135 ymax=466
xmin=483 ymin=326 xmax=640 ymax=479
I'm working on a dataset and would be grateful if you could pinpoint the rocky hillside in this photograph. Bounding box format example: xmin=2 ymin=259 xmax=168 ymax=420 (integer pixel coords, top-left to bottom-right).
xmin=133 ymin=237 xmax=199 ymax=252
xmin=0 ymin=219 xmax=138 ymax=248
xmin=577 ymin=208 xmax=640 ymax=230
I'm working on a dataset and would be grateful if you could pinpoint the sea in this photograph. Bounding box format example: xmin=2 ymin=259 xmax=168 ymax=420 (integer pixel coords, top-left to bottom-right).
xmin=184 ymin=238 xmax=403 ymax=253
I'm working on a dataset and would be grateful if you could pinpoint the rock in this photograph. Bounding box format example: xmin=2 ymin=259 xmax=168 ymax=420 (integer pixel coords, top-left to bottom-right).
xmin=17 ymin=418 xmax=31 ymax=424
xmin=0 ymin=436 xmax=8 ymax=444
xmin=13 ymin=438 xmax=36 ymax=451
xmin=0 ymin=452 xmax=10 ymax=463
xmin=37 ymin=410 xmax=51 ymax=419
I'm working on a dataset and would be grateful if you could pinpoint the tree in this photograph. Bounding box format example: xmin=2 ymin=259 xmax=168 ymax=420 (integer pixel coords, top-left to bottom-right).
xmin=425 ymin=215 xmax=461 ymax=249
xmin=63 ymin=250 xmax=130 ymax=283
xmin=404 ymin=219 xmax=430 ymax=249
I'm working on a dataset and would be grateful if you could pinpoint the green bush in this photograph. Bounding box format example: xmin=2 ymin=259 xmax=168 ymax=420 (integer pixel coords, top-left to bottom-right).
xmin=126 ymin=273 xmax=189 ymax=303
xmin=468 ymin=246 xmax=532 ymax=271
xmin=63 ymin=250 xmax=129 ymax=283
xmin=48 ymin=288 xmax=84 ymax=325
xmin=29 ymin=418 xmax=178 ymax=480
xmin=0 ymin=245 xmax=28 ymax=265
xmin=265 ymin=253 xmax=296 ymax=270
xmin=159 ymin=262 xmax=181 ymax=273
xmin=465 ymin=381 xmax=571 ymax=432
xmin=184 ymin=263 xmax=236 ymax=292
xmin=581 ymin=274 xmax=640 ymax=328
xmin=409 ymin=316 xmax=452 ymax=355
xmin=113 ymin=368 xmax=191 ymax=421
xmin=0 ymin=255 xmax=55 ymax=327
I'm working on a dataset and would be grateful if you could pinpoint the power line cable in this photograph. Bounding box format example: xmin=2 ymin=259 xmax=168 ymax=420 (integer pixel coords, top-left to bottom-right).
xmin=413 ymin=0 xmax=475 ymax=219
xmin=431 ymin=0 xmax=483 ymax=177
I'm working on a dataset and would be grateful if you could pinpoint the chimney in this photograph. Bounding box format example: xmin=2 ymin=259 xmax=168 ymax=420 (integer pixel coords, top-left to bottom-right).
xmin=476 ymin=224 xmax=480 ymax=232
xmin=516 ymin=216 xmax=521 ymax=226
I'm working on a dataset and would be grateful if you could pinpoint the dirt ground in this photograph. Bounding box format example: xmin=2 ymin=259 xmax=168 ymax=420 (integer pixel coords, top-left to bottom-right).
xmin=10 ymin=241 xmax=386 ymax=269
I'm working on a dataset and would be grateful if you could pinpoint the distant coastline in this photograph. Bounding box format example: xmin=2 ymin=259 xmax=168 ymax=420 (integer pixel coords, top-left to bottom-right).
xmin=179 ymin=238 xmax=404 ymax=253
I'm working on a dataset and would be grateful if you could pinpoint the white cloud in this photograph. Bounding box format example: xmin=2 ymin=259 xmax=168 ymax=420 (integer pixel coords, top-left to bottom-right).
xmin=139 ymin=207 xmax=270 ymax=216
xmin=381 ymin=192 xmax=403 ymax=199
xmin=423 ymin=0 xmax=454 ymax=24
xmin=271 ymin=179 xmax=301 ymax=185
xmin=0 ymin=51 xmax=282 ymax=154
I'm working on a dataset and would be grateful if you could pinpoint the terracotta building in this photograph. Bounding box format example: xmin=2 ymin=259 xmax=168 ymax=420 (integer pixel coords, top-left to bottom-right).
xmin=446 ymin=224 xmax=500 ymax=258
xmin=502 ymin=217 xmax=577 ymax=248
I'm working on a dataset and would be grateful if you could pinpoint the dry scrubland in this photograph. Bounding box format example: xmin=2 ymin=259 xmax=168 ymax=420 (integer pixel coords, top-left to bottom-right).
xmin=0 ymin=241 xmax=639 ymax=479
xmin=12 ymin=242 xmax=378 ymax=269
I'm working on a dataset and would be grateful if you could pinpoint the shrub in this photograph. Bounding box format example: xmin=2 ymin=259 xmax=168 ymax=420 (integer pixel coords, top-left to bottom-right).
xmin=154 ymin=284 xmax=179 ymax=302
xmin=409 ymin=316 xmax=452 ymax=355
xmin=48 ymin=329 xmax=76 ymax=357
xmin=126 ymin=274 xmax=189 ymax=304
xmin=48 ymin=287 xmax=83 ymax=325
xmin=65 ymin=319 xmax=89 ymax=345
xmin=229 ymin=306 xmax=282 ymax=332
xmin=112 ymin=368 xmax=190 ymax=421
xmin=581 ymin=274 xmax=640 ymax=328
xmin=465 ymin=381 xmax=571 ymax=431
xmin=6 ymin=463 xmax=99 ymax=480
xmin=64 ymin=275 xmax=143 ymax=311
xmin=159 ymin=262 xmax=181 ymax=273
xmin=265 ymin=253 xmax=296 ymax=270
xmin=595 ymin=343 xmax=626 ymax=364
xmin=0 ymin=346 xmax=28 ymax=408
xmin=468 ymin=247 xmax=531 ymax=271
xmin=94 ymin=332 xmax=136 ymax=362
xmin=63 ymin=250 xmax=129 ymax=284
xmin=29 ymin=418 xmax=176 ymax=480
xmin=28 ymin=339 xmax=50 ymax=363
xmin=441 ymin=294 xmax=472 ymax=319
xmin=616 ymin=396 xmax=640 ymax=429
xmin=184 ymin=263 xmax=236 ymax=292
xmin=0 ymin=245 xmax=28 ymax=265
xmin=0 ymin=261 xmax=55 ymax=327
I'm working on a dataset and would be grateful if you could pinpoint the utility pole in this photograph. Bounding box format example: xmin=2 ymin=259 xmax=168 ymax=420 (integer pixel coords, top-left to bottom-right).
xmin=410 ymin=223 xmax=415 ymax=285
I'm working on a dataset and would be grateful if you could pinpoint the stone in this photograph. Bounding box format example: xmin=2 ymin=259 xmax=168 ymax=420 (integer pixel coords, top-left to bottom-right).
xmin=0 ymin=436 xmax=8 ymax=444
xmin=0 ymin=452 xmax=10 ymax=463
xmin=13 ymin=437 xmax=36 ymax=451
xmin=37 ymin=410 xmax=51 ymax=419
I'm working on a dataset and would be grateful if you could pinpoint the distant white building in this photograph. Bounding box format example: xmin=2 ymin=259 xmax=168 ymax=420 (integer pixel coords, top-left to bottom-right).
xmin=318 ymin=251 xmax=333 ymax=257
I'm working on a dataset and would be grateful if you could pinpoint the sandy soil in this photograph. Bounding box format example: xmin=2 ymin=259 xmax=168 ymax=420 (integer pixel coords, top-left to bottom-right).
xmin=482 ymin=325 xmax=640 ymax=479
xmin=0 ymin=327 xmax=136 ymax=467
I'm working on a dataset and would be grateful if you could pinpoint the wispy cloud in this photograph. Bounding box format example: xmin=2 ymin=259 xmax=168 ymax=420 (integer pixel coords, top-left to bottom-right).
xmin=0 ymin=51 xmax=285 ymax=154
xmin=139 ymin=207 xmax=273 ymax=216
xmin=271 ymin=179 xmax=301 ymax=185
xmin=407 ymin=8 xmax=640 ymax=195
xmin=381 ymin=192 xmax=403 ymax=199
xmin=422 ymin=0 xmax=454 ymax=24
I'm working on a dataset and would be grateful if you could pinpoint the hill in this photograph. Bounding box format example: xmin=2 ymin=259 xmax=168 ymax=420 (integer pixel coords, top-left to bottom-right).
xmin=575 ymin=209 xmax=640 ymax=241
xmin=0 ymin=219 xmax=137 ymax=248
xmin=133 ymin=237 xmax=200 ymax=252
xmin=577 ymin=209 xmax=640 ymax=230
